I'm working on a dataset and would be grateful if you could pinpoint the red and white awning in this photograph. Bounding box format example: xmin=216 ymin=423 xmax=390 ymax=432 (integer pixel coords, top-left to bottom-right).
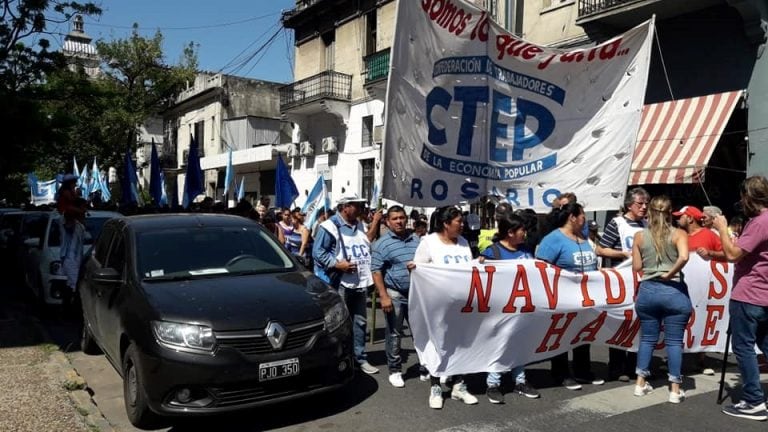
xmin=629 ymin=90 xmax=743 ymax=185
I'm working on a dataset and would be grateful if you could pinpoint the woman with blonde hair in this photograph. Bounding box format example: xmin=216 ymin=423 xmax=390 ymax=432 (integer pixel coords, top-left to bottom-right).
xmin=631 ymin=195 xmax=690 ymax=403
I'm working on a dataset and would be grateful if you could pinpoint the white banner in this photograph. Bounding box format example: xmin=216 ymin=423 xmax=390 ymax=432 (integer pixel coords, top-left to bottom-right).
xmin=383 ymin=0 xmax=654 ymax=211
xmin=410 ymin=256 xmax=731 ymax=376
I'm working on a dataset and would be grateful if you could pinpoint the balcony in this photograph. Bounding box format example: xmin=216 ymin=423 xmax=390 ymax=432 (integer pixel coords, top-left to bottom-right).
xmin=363 ymin=48 xmax=390 ymax=85
xmin=576 ymin=0 xmax=721 ymax=27
xmin=279 ymin=70 xmax=352 ymax=112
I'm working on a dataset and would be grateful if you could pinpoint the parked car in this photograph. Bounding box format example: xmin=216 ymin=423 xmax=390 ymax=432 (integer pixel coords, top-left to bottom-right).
xmin=79 ymin=214 xmax=354 ymax=428
xmin=23 ymin=210 xmax=122 ymax=305
xmin=1 ymin=210 xmax=50 ymax=283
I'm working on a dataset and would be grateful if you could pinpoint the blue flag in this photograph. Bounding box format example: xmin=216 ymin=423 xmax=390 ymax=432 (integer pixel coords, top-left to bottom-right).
xmin=73 ymin=157 xmax=81 ymax=188
xmin=301 ymin=175 xmax=329 ymax=229
xmin=149 ymin=139 xmax=163 ymax=205
xmin=183 ymin=134 xmax=204 ymax=208
xmin=237 ymin=176 xmax=245 ymax=202
xmin=223 ymin=148 xmax=234 ymax=199
xmin=28 ymin=173 xmax=58 ymax=205
xmin=121 ymin=149 xmax=140 ymax=206
xmin=159 ymin=171 xmax=168 ymax=206
xmin=275 ymin=155 xmax=298 ymax=209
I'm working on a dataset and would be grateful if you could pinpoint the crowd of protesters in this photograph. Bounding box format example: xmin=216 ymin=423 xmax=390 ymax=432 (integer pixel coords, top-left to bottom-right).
xmin=10 ymin=174 xmax=768 ymax=420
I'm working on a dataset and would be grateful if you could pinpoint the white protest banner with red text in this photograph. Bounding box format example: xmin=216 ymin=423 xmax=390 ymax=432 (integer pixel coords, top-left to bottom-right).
xmin=382 ymin=0 xmax=655 ymax=211
xmin=410 ymin=256 xmax=731 ymax=377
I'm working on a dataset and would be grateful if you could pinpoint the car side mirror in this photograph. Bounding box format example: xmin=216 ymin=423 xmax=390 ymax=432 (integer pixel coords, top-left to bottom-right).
xmin=94 ymin=267 xmax=121 ymax=283
xmin=24 ymin=237 xmax=39 ymax=247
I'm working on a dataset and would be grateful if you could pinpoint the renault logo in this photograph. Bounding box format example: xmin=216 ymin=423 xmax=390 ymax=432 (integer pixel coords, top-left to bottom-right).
xmin=265 ymin=322 xmax=287 ymax=350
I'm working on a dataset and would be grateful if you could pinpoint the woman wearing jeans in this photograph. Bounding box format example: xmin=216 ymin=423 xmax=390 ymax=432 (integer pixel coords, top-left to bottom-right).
xmin=713 ymin=176 xmax=768 ymax=421
xmin=631 ymin=195 xmax=690 ymax=403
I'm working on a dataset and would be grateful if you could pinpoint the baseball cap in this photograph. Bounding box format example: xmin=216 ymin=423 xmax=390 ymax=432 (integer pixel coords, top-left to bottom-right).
xmin=337 ymin=193 xmax=368 ymax=206
xmin=672 ymin=205 xmax=704 ymax=220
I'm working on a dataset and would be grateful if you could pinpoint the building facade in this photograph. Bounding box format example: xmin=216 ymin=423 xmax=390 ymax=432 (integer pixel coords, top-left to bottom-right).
xmin=163 ymin=73 xmax=291 ymax=206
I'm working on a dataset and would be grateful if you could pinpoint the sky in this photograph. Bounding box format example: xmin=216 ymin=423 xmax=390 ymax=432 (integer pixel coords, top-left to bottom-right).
xmin=52 ymin=0 xmax=297 ymax=83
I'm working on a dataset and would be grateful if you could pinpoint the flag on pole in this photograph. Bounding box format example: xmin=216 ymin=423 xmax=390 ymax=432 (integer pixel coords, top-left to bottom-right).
xmin=159 ymin=171 xmax=168 ymax=206
xmin=79 ymin=166 xmax=91 ymax=198
xmin=301 ymin=175 xmax=329 ymax=229
xmin=182 ymin=134 xmax=204 ymax=208
xmin=223 ymin=148 xmax=234 ymax=199
xmin=149 ymin=139 xmax=163 ymax=205
xmin=275 ymin=155 xmax=298 ymax=209
xmin=237 ymin=176 xmax=245 ymax=202
xmin=99 ymin=170 xmax=111 ymax=202
xmin=28 ymin=173 xmax=58 ymax=205
xmin=121 ymin=149 xmax=140 ymax=206
xmin=73 ymin=157 xmax=81 ymax=188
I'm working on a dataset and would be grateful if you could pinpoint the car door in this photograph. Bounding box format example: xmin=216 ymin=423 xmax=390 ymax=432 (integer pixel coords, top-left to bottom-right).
xmin=94 ymin=229 xmax=127 ymax=362
xmin=82 ymin=223 xmax=115 ymax=346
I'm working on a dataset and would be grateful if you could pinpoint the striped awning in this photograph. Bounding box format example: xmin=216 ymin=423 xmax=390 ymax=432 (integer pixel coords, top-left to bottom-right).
xmin=628 ymin=91 xmax=743 ymax=185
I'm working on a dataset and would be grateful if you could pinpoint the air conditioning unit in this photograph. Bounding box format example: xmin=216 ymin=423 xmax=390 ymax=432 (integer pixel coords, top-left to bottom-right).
xmin=286 ymin=143 xmax=299 ymax=158
xmin=299 ymin=141 xmax=314 ymax=157
xmin=373 ymin=125 xmax=384 ymax=145
xmin=321 ymin=136 xmax=338 ymax=153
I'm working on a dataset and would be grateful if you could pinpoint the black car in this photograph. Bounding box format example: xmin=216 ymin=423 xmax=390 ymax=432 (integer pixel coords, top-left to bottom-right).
xmin=79 ymin=214 xmax=354 ymax=428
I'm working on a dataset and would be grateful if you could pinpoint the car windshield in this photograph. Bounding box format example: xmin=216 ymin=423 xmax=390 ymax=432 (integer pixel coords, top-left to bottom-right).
xmin=48 ymin=216 xmax=110 ymax=247
xmin=137 ymin=226 xmax=295 ymax=281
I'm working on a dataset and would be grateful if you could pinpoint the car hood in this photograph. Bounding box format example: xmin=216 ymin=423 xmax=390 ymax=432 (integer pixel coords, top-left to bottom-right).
xmin=141 ymin=271 xmax=331 ymax=331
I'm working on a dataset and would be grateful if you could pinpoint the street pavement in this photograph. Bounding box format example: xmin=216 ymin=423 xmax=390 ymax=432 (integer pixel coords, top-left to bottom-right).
xmin=36 ymin=301 xmax=768 ymax=432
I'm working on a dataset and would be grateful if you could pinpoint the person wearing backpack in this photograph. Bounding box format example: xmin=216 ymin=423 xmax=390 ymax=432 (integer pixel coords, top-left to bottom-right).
xmin=479 ymin=214 xmax=540 ymax=404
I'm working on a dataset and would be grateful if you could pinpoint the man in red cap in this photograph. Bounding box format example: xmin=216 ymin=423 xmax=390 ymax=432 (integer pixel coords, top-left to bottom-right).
xmin=674 ymin=205 xmax=724 ymax=375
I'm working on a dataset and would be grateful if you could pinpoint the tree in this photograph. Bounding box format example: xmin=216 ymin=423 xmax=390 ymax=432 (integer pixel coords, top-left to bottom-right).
xmin=0 ymin=1 xmax=100 ymax=202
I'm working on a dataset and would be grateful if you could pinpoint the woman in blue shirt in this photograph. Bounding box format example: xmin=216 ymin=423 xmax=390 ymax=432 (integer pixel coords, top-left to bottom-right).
xmin=536 ymin=202 xmax=604 ymax=390
xmin=481 ymin=214 xmax=540 ymax=403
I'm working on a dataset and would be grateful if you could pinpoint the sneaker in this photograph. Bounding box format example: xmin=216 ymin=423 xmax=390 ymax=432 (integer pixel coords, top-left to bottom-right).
xmin=388 ymin=372 xmax=405 ymax=388
xmin=440 ymin=375 xmax=449 ymax=385
xmin=429 ymin=385 xmax=443 ymax=409
xmin=669 ymin=389 xmax=686 ymax=404
xmin=722 ymin=401 xmax=768 ymax=421
xmin=359 ymin=361 xmax=380 ymax=375
xmin=451 ymin=382 xmax=479 ymax=405
xmin=562 ymin=378 xmax=582 ymax=391
xmin=574 ymin=375 xmax=604 ymax=386
xmin=514 ymin=382 xmax=541 ymax=399
xmin=702 ymin=368 xmax=716 ymax=376
xmin=634 ymin=382 xmax=653 ymax=397
xmin=419 ymin=373 xmax=430 ymax=382
xmin=617 ymin=374 xmax=631 ymax=382
xmin=486 ymin=386 xmax=504 ymax=404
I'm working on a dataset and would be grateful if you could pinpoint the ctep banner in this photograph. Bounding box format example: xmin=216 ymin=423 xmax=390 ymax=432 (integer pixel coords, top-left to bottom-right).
xmin=383 ymin=0 xmax=655 ymax=211
xmin=409 ymin=256 xmax=731 ymax=377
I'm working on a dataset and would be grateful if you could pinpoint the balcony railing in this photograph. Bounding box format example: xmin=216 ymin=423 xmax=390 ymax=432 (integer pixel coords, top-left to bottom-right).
xmin=279 ymin=70 xmax=352 ymax=111
xmin=363 ymin=48 xmax=390 ymax=84
xmin=578 ymin=0 xmax=643 ymax=17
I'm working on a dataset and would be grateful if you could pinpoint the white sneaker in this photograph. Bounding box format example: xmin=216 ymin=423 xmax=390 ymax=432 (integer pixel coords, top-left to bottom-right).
xmin=429 ymin=385 xmax=443 ymax=409
xmin=439 ymin=375 xmax=449 ymax=385
xmin=388 ymin=372 xmax=405 ymax=388
xmin=359 ymin=361 xmax=379 ymax=375
xmin=634 ymin=382 xmax=653 ymax=397
xmin=702 ymin=368 xmax=716 ymax=376
xmin=669 ymin=389 xmax=686 ymax=404
xmin=451 ymin=382 xmax=479 ymax=405
xmin=419 ymin=373 xmax=430 ymax=382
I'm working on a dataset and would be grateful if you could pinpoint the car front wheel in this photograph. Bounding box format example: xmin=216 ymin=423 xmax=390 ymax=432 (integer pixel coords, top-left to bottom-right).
xmin=122 ymin=344 xmax=158 ymax=429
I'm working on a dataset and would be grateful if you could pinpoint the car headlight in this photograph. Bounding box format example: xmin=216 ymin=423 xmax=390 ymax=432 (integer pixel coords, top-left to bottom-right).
xmin=151 ymin=321 xmax=215 ymax=352
xmin=324 ymin=302 xmax=348 ymax=333
xmin=50 ymin=260 xmax=62 ymax=276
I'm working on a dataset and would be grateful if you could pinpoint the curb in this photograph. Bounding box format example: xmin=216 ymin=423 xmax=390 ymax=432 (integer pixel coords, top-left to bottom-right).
xmin=30 ymin=314 xmax=116 ymax=432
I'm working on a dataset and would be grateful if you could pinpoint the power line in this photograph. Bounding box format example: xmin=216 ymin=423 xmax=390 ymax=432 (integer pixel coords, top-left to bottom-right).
xmin=218 ymin=21 xmax=281 ymax=73
xmin=83 ymin=12 xmax=280 ymax=32
xmin=226 ymin=26 xmax=283 ymax=77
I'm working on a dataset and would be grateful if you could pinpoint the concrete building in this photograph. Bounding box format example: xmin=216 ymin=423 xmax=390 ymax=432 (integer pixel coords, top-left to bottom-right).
xmin=280 ymin=0 xmax=509 ymax=208
xmin=163 ymin=73 xmax=291 ymax=206
xmin=517 ymin=0 xmax=768 ymax=212
xmin=62 ymin=15 xmax=100 ymax=78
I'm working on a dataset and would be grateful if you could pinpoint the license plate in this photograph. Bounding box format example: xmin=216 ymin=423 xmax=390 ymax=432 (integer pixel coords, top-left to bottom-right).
xmin=259 ymin=358 xmax=300 ymax=382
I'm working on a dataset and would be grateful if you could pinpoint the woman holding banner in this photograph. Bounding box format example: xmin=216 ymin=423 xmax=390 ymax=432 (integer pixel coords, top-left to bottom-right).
xmin=714 ymin=176 xmax=768 ymax=421
xmin=631 ymin=195 xmax=690 ymax=403
xmin=535 ymin=202 xmax=604 ymax=390
xmin=413 ymin=206 xmax=479 ymax=409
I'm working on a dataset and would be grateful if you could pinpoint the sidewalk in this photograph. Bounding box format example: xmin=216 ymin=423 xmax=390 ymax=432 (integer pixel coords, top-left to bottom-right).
xmin=0 ymin=301 xmax=112 ymax=432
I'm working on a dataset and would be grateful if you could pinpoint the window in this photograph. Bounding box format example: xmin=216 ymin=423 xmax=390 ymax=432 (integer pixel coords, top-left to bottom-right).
xmin=365 ymin=11 xmax=377 ymax=56
xmin=106 ymin=234 xmax=126 ymax=275
xmin=93 ymin=224 xmax=115 ymax=264
xmin=322 ymin=31 xmax=335 ymax=70
xmin=362 ymin=115 xmax=374 ymax=148
xmin=361 ymin=159 xmax=375 ymax=202
xmin=194 ymin=120 xmax=205 ymax=157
